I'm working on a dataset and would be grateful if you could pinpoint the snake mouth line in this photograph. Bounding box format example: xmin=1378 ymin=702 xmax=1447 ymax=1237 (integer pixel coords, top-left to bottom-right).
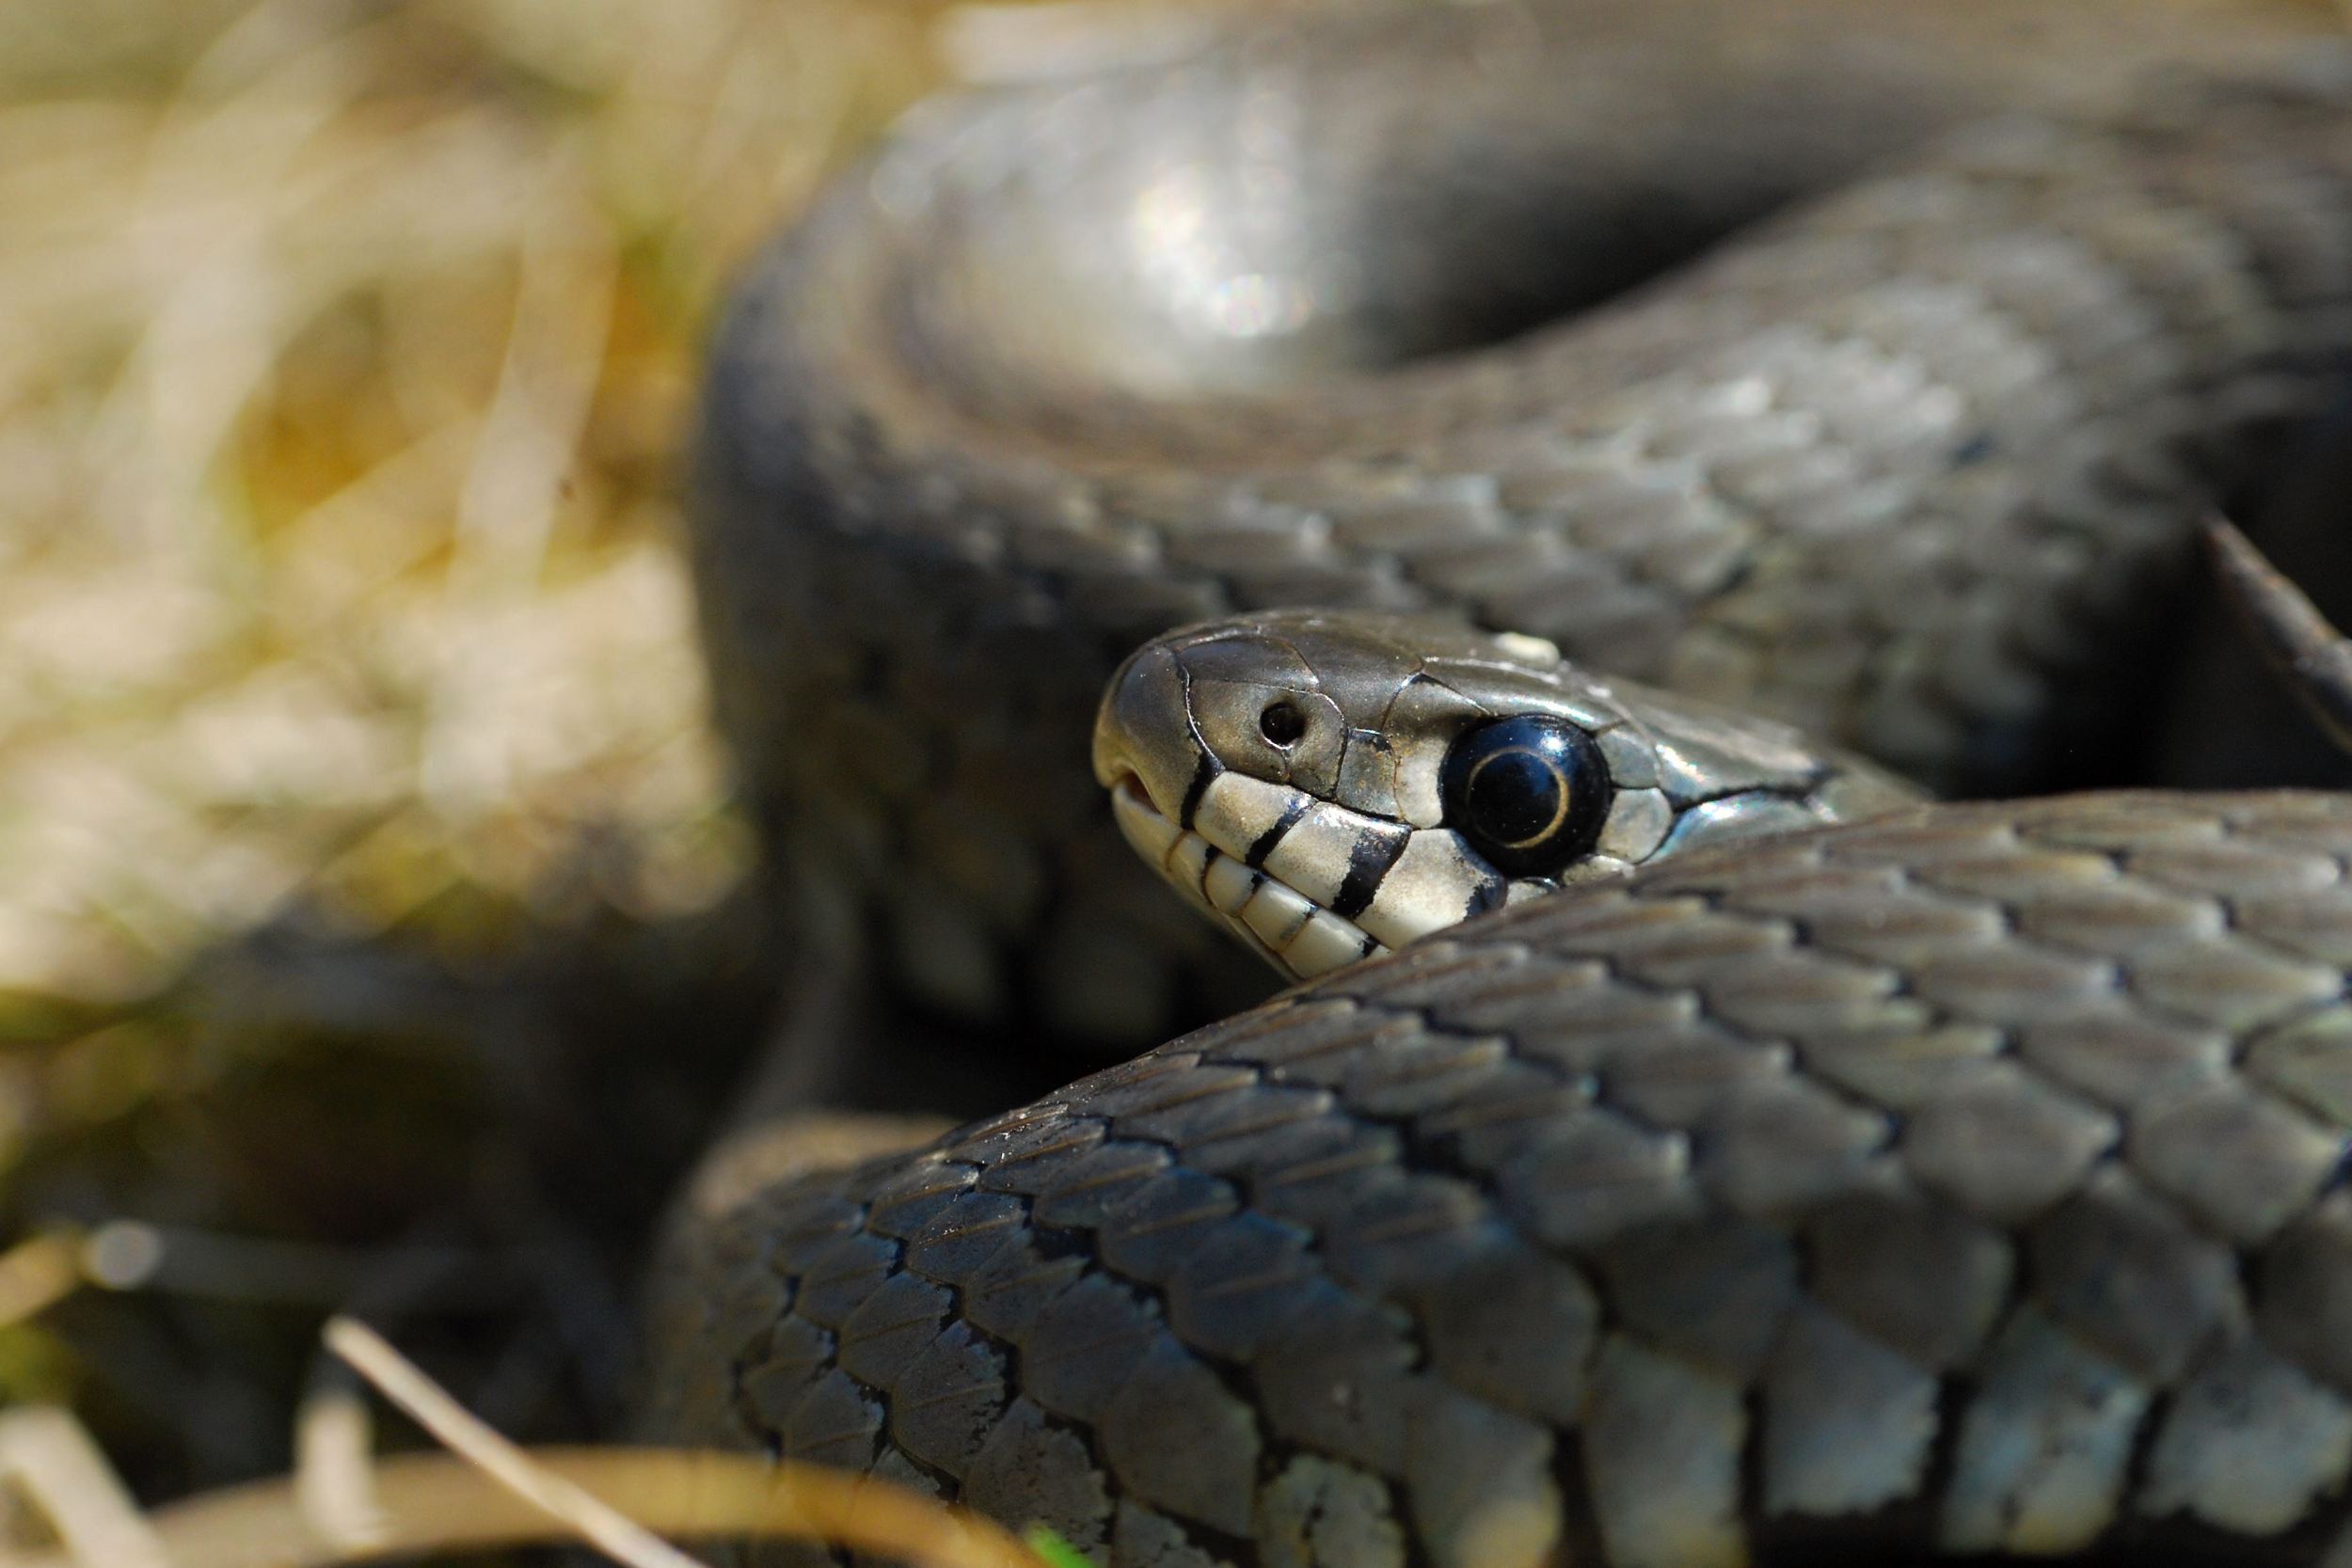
xmin=1109 ymin=771 xmax=1387 ymax=982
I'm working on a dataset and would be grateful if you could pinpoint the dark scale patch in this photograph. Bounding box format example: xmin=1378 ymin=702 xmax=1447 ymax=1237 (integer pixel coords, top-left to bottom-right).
xmin=1332 ymin=819 xmax=1415 ymax=918
xmin=1740 ymin=1381 xmax=1772 ymax=1562
xmin=1546 ymin=1430 xmax=1618 ymax=1568
xmin=1741 ymin=1508 xmax=2342 ymax=1566
xmin=1025 ymin=1220 xmax=1103 ymax=1264
xmin=1950 ymin=432 xmax=1999 ymax=467
xmin=2122 ymin=1386 xmax=2178 ymax=1541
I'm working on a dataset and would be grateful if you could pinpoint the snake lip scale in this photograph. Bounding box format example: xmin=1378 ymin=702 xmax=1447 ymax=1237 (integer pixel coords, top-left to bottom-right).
xmin=1106 ymin=765 xmax=1392 ymax=980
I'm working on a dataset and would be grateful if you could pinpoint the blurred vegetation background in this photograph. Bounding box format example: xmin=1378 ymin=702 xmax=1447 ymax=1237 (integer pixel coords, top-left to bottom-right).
xmin=1 ymin=0 xmax=1327 ymax=1551
xmin=0 ymin=0 xmax=978 ymax=1521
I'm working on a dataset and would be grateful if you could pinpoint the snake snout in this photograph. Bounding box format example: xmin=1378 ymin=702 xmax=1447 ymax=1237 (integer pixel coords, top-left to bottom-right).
xmin=1092 ymin=641 xmax=1202 ymax=825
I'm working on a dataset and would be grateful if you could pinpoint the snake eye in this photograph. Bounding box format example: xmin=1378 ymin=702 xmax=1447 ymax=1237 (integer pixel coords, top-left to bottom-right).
xmin=1440 ymin=714 xmax=1612 ymax=876
xmin=1259 ymin=700 xmax=1307 ymax=747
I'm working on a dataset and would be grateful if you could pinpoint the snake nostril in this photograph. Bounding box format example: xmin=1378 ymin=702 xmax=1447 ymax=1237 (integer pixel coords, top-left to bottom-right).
xmin=1260 ymin=700 xmax=1307 ymax=746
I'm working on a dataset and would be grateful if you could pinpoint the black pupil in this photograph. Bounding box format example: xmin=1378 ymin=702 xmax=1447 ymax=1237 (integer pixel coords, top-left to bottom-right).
xmin=1261 ymin=701 xmax=1307 ymax=745
xmin=1466 ymin=748 xmax=1565 ymax=847
xmin=1439 ymin=713 xmax=1611 ymax=876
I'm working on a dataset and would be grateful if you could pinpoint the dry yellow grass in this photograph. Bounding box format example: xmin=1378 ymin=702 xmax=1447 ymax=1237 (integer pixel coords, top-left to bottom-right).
xmin=0 ymin=0 xmax=953 ymax=1019
xmin=0 ymin=0 xmax=962 ymax=1536
xmin=0 ymin=1311 xmax=1059 ymax=1566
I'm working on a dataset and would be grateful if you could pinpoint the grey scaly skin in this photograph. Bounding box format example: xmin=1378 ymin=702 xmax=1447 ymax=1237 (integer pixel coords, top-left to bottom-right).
xmin=642 ymin=3 xmax=2352 ymax=1563
xmin=643 ymin=787 xmax=2352 ymax=1567
xmin=689 ymin=0 xmax=2352 ymax=1043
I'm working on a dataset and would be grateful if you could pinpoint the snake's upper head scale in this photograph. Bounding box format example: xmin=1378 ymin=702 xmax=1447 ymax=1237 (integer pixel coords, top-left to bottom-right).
xmin=1094 ymin=609 xmax=1923 ymax=981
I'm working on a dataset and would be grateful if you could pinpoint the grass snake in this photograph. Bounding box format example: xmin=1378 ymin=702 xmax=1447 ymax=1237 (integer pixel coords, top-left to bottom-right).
xmin=644 ymin=2 xmax=2352 ymax=1561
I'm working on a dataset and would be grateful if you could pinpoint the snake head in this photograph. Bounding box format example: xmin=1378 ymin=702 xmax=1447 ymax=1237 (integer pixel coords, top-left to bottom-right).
xmin=1093 ymin=609 xmax=1920 ymax=981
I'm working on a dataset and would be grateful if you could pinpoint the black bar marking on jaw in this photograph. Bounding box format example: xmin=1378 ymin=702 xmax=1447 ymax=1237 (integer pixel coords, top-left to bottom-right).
xmin=1178 ymin=752 xmax=1221 ymax=832
xmin=1245 ymin=795 xmax=1311 ymax=868
xmin=1330 ymin=820 xmax=1414 ymax=920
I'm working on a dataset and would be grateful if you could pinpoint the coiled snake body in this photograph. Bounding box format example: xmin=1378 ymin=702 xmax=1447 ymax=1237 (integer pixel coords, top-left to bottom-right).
xmin=647 ymin=3 xmax=2352 ymax=1561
